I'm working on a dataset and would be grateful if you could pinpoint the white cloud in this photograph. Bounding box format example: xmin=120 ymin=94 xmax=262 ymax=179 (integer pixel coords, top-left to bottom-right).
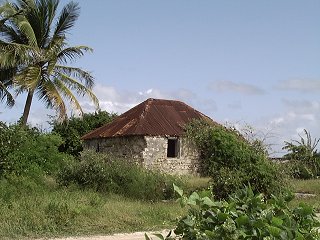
xmin=276 ymin=79 xmax=320 ymax=92
xmin=256 ymin=99 xmax=320 ymax=156
xmin=80 ymin=84 xmax=202 ymax=115
xmin=282 ymin=99 xmax=320 ymax=114
xmin=208 ymin=80 xmax=265 ymax=95
xmin=270 ymin=117 xmax=284 ymax=125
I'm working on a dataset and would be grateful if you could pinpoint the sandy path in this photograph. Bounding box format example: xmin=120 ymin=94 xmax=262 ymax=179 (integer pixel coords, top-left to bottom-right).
xmin=45 ymin=230 xmax=170 ymax=240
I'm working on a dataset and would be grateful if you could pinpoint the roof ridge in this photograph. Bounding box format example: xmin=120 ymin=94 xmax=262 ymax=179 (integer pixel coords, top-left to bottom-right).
xmin=134 ymin=98 xmax=153 ymax=133
xmin=82 ymin=98 xmax=217 ymax=140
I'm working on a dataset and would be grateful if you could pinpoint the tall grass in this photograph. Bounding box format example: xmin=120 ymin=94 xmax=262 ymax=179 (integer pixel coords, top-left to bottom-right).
xmin=0 ymin=176 xmax=186 ymax=240
xmin=289 ymin=178 xmax=320 ymax=212
xmin=58 ymin=150 xmax=185 ymax=201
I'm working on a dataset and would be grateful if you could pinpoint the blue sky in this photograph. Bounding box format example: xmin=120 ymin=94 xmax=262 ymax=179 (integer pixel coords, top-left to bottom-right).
xmin=1 ymin=0 xmax=320 ymax=156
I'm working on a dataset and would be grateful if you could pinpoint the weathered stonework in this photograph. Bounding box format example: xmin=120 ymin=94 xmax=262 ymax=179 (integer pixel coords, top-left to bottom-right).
xmin=83 ymin=135 xmax=200 ymax=175
xmin=142 ymin=136 xmax=200 ymax=175
xmin=83 ymin=136 xmax=146 ymax=164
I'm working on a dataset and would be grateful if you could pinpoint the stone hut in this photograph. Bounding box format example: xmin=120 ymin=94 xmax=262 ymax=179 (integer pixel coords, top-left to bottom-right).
xmin=82 ymin=98 xmax=215 ymax=175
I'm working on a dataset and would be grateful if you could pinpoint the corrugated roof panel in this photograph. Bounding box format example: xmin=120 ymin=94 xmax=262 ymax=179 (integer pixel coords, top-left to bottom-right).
xmin=82 ymin=98 xmax=216 ymax=140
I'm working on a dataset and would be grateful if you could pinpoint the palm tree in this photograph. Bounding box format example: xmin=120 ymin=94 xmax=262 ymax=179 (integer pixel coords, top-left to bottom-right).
xmin=283 ymin=129 xmax=319 ymax=160
xmin=0 ymin=1 xmax=24 ymax=107
xmin=0 ymin=0 xmax=99 ymax=125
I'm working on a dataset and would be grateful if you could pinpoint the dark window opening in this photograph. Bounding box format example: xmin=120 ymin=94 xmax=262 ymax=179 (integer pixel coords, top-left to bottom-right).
xmin=167 ymin=138 xmax=179 ymax=158
xmin=96 ymin=143 xmax=100 ymax=152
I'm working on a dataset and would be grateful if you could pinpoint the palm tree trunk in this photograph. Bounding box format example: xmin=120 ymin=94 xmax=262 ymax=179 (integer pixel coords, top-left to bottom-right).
xmin=21 ymin=89 xmax=34 ymax=126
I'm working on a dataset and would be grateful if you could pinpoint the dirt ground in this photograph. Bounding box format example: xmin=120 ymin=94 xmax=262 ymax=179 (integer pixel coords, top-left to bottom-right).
xmin=46 ymin=230 xmax=171 ymax=240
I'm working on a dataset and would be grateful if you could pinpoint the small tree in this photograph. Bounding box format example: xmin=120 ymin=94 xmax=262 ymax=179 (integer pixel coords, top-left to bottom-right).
xmin=283 ymin=129 xmax=320 ymax=178
xmin=51 ymin=111 xmax=117 ymax=156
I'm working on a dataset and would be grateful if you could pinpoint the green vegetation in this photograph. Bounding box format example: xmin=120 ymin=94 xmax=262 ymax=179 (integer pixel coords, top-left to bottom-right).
xmin=51 ymin=111 xmax=117 ymax=156
xmin=0 ymin=0 xmax=99 ymax=125
xmin=282 ymin=129 xmax=320 ymax=179
xmin=58 ymin=150 xmax=184 ymax=201
xmin=0 ymin=122 xmax=188 ymax=239
xmin=289 ymin=179 xmax=320 ymax=212
xmin=185 ymin=120 xmax=287 ymax=199
xmin=147 ymin=185 xmax=320 ymax=240
xmin=0 ymin=0 xmax=318 ymax=239
xmin=0 ymin=119 xmax=319 ymax=239
xmin=0 ymin=176 xmax=186 ymax=240
xmin=0 ymin=121 xmax=318 ymax=240
xmin=0 ymin=122 xmax=72 ymax=177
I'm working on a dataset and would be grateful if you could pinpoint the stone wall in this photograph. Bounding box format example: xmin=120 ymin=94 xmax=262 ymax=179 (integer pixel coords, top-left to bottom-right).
xmin=83 ymin=136 xmax=146 ymax=164
xmin=83 ymin=135 xmax=200 ymax=175
xmin=142 ymin=136 xmax=200 ymax=175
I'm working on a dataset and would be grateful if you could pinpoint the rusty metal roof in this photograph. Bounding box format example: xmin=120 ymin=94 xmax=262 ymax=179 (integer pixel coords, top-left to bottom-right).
xmin=81 ymin=98 xmax=215 ymax=140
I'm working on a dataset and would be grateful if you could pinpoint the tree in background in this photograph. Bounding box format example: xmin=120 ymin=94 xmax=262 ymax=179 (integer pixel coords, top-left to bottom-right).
xmin=283 ymin=129 xmax=320 ymax=179
xmin=51 ymin=111 xmax=117 ymax=156
xmin=0 ymin=0 xmax=99 ymax=125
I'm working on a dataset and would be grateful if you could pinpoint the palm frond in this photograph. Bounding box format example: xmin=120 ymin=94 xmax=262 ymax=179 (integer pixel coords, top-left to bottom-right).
xmin=53 ymin=1 xmax=79 ymax=39
xmin=0 ymin=24 xmax=27 ymax=43
xmin=0 ymin=81 xmax=14 ymax=107
xmin=37 ymin=79 xmax=67 ymax=121
xmin=56 ymin=72 xmax=99 ymax=110
xmin=0 ymin=41 xmax=36 ymax=67
xmin=13 ymin=65 xmax=42 ymax=90
xmin=55 ymin=64 xmax=94 ymax=88
xmin=42 ymin=0 xmax=59 ymax=46
xmin=57 ymin=45 xmax=93 ymax=64
xmin=53 ymin=78 xmax=83 ymax=116
xmin=0 ymin=2 xmax=24 ymax=27
xmin=17 ymin=19 xmax=37 ymax=47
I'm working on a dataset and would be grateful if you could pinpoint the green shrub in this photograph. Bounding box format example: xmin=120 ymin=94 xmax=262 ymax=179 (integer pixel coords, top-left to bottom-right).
xmin=185 ymin=120 xmax=287 ymax=199
xmin=0 ymin=122 xmax=73 ymax=177
xmin=282 ymin=160 xmax=316 ymax=179
xmin=282 ymin=129 xmax=320 ymax=179
xmin=58 ymin=150 xmax=184 ymax=201
xmin=51 ymin=111 xmax=117 ymax=156
xmin=147 ymin=185 xmax=320 ymax=240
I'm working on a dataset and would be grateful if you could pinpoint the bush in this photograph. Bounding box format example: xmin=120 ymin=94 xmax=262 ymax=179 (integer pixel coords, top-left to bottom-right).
xmin=283 ymin=160 xmax=316 ymax=179
xmin=58 ymin=150 xmax=184 ymax=201
xmin=185 ymin=120 xmax=287 ymax=199
xmin=51 ymin=111 xmax=117 ymax=156
xmin=282 ymin=129 xmax=320 ymax=179
xmin=147 ymin=185 xmax=320 ymax=240
xmin=0 ymin=123 xmax=73 ymax=178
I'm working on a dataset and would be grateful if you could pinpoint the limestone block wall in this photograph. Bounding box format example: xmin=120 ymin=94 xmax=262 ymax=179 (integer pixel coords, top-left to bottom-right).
xmin=143 ymin=136 xmax=200 ymax=175
xmin=83 ymin=135 xmax=200 ymax=175
xmin=83 ymin=136 xmax=146 ymax=164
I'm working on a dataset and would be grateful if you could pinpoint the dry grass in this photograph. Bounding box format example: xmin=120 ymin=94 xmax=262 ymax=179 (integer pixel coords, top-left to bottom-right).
xmin=289 ymin=178 xmax=320 ymax=212
xmin=0 ymin=177 xmax=186 ymax=240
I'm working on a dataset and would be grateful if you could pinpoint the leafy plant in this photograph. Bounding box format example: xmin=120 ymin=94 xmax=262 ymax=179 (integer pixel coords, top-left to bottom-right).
xmin=51 ymin=111 xmax=117 ymax=156
xmin=185 ymin=120 xmax=287 ymax=199
xmin=0 ymin=122 xmax=73 ymax=177
xmin=147 ymin=185 xmax=320 ymax=239
xmin=58 ymin=150 xmax=184 ymax=201
xmin=283 ymin=129 xmax=320 ymax=179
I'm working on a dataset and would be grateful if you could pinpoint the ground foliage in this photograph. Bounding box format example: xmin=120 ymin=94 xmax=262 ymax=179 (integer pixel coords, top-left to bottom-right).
xmin=0 ymin=175 xmax=185 ymax=240
xmin=147 ymin=185 xmax=320 ymax=240
xmin=185 ymin=120 xmax=287 ymax=199
xmin=58 ymin=150 xmax=185 ymax=201
xmin=51 ymin=111 xmax=117 ymax=156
